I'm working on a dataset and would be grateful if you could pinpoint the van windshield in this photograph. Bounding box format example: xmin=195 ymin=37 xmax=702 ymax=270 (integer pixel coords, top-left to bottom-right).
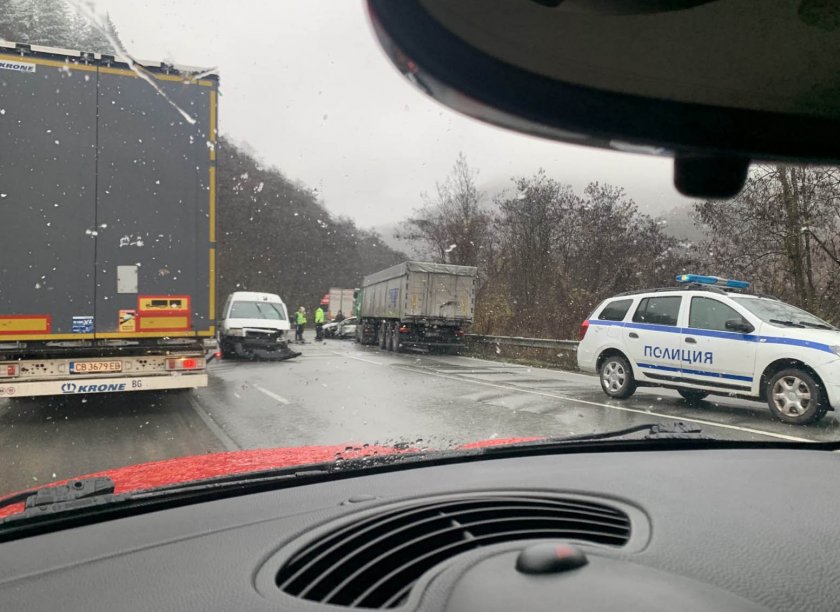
xmin=230 ymin=301 xmax=287 ymax=321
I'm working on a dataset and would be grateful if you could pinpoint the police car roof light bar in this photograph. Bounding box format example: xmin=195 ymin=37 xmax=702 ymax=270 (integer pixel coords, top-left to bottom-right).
xmin=676 ymin=274 xmax=750 ymax=290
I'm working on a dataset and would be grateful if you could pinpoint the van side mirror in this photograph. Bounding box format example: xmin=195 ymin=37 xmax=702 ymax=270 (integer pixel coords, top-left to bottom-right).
xmin=725 ymin=319 xmax=754 ymax=334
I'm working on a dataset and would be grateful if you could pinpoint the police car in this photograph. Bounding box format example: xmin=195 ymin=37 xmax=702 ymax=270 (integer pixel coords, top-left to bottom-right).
xmin=577 ymin=274 xmax=840 ymax=425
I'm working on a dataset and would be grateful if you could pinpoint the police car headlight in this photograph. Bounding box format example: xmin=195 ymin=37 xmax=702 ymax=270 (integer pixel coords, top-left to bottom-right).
xmin=227 ymin=327 xmax=246 ymax=337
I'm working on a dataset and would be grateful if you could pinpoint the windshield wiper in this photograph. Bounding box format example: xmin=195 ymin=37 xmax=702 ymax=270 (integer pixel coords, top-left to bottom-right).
xmin=798 ymin=321 xmax=835 ymax=330
xmin=479 ymin=422 xmax=709 ymax=455
xmin=769 ymin=318 xmax=806 ymax=328
xmin=0 ymin=477 xmax=118 ymax=515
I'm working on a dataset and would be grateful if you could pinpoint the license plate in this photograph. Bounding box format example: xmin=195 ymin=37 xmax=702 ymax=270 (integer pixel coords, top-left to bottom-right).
xmin=69 ymin=360 xmax=123 ymax=374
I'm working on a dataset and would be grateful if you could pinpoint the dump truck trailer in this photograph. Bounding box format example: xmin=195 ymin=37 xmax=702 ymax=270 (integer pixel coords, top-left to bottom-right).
xmin=355 ymin=262 xmax=477 ymax=353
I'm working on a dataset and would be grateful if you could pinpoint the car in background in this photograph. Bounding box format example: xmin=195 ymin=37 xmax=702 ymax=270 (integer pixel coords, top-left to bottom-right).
xmin=322 ymin=319 xmax=341 ymax=338
xmin=337 ymin=316 xmax=358 ymax=339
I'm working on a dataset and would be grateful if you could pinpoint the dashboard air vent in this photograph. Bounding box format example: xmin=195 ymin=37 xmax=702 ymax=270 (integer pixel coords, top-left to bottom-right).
xmin=276 ymin=494 xmax=630 ymax=608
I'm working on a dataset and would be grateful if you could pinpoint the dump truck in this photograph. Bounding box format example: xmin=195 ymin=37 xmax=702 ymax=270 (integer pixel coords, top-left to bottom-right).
xmin=355 ymin=262 xmax=477 ymax=353
xmin=0 ymin=42 xmax=217 ymax=397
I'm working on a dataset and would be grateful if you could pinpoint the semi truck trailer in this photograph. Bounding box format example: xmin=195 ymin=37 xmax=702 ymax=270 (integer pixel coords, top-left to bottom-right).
xmin=0 ymin=42 xmax=217 ymax=397
xmin=326 ymin=287 xmax=355 ymax=320
xmin=355 ymin=261 xmax=477 ymax=353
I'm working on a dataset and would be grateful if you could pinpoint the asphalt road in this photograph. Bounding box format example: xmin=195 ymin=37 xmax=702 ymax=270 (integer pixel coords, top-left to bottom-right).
xmin=3 ymin=330 xmax=840 ymax=496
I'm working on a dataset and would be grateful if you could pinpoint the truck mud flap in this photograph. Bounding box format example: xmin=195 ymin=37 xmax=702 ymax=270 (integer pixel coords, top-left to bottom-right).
xmin=233 ymin=342 xmax=301 ymax=361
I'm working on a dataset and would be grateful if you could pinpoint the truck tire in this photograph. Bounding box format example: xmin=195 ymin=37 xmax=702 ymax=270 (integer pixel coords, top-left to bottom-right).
xmin=388 ymin=324 xmax=397 ymax=352
xmin=766 ymin=368 xmax=828 ymax=425
xmin=599 ymin=354 xmax=636 ymax=399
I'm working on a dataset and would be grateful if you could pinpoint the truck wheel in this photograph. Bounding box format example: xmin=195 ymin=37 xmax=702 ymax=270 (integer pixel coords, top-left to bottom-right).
xmin=678 ymin=389 xmax=709 ymax=403
xmin=599 ymin=354 xmax=636 ymax=399
xmin=767 ymin=368 xmax=828 ymax=425
xmin=388 ymin=325 xmax=398 ymax=352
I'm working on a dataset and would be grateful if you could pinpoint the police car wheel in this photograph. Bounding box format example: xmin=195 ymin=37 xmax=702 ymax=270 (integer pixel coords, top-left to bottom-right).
xmin=678 ymin=390 xmax=709 ymax=403
xmin=767 ymin=369 xmax=829 ymax=425
xmin=599 ymin=355 xmax=636 ymax=399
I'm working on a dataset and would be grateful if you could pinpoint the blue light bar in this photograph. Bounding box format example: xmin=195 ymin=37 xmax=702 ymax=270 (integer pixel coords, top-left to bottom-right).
xmin=676 ymin=274 xmax=750 ymax=289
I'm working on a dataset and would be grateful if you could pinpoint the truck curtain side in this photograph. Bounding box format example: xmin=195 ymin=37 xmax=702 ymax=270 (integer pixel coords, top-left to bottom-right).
xmin=0 ymin=43 xmax=217 ymax=397
xmin=356 ymin=262 xmax=477 ymax=353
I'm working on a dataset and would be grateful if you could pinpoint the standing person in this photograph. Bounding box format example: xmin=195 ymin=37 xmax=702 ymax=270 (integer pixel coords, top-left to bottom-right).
xmin=295 ymin=307 xmax=307 ymax=343
xmin=314 ymin=305 xmax=325 ymax=341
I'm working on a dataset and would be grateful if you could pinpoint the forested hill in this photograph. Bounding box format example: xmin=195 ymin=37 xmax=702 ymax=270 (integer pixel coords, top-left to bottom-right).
xmin=217 ymin=139 xmax=404 ymax=311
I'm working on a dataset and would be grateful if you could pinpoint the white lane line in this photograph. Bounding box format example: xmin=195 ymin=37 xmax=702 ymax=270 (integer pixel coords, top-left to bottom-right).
xmin=393 ymin=365 xmax=813 ymax=443
xmin=455 ymin=354 xmax=599 ymax=381
xmin=253 ymin=384 xmax=290 ymax=405
xmin=187 ymin=395 xmax=241 ymax=452
xmin=328 ymin=351 xmax=388 ymax=367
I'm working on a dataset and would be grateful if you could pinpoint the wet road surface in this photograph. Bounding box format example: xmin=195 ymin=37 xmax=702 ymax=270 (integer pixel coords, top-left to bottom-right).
xmin=2 ymin=330 xmax=840 ymax=495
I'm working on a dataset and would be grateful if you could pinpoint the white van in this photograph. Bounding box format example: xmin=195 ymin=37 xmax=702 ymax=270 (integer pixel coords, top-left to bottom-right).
xmin=218 ymin=292 xmax=298 ymax=360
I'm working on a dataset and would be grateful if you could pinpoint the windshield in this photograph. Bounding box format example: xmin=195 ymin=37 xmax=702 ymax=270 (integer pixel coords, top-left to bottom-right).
xmin=2 ymin=0 xmax=840 ymax=509
xmin=732 ymin=298 xmax=835 ymax=330
xmin=229 ymin=301 xmax=287 ymax=321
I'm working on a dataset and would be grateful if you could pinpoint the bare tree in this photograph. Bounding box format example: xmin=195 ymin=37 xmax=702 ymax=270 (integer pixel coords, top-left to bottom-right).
xmin=399 ymin=153 xmax=491 ymax=267
xmin=694 ymin=165 xmax=840 ymax=320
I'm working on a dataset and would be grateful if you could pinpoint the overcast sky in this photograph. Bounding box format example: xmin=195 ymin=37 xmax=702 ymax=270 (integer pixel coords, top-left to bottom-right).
xmin=93 ymin=0 xmax=692 ymax=228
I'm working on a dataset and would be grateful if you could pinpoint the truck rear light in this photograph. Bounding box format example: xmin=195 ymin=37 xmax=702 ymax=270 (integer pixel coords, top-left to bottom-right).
xmin=578 ymin=320 xmax=590 ymax=341
xmin=166 ymin=357 xmax=205 ymax=371
xmin=455 ymin=328 xmax=465 ymax=337
xmin=399 ymin=325 xmax=410 ymax=334
xmin=0 ymin=363 xmax=19 ymax=377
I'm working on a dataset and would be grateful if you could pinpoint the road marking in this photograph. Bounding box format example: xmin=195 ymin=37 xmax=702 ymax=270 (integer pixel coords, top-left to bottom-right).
xmin=253 ymin=384 xmax=290 ymax=405
xmin=328 ymin=351 xmax=388 ymax=367
xmin=393 ymin=365 xmax=813 ymax=443
xmin=333 ymin=348 xmax=813 ymax=442
xmin=187 ymin=396 xmax=241 ymax=451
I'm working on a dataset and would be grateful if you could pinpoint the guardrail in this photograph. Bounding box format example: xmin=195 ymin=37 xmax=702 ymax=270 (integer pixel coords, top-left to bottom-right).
xmin=465 ymin=334 xmax=579 ymax=351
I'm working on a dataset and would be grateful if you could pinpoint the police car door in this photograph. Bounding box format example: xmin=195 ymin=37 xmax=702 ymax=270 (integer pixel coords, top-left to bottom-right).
xmin=625 ymin=295 xmax=685 ymax=381
xmin=681 ymin=296 xmax=757 ymax=393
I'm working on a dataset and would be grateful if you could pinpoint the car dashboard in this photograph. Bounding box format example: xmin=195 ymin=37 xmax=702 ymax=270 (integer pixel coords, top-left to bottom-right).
xmin=1 ymin=448 xmax=838 ymax=611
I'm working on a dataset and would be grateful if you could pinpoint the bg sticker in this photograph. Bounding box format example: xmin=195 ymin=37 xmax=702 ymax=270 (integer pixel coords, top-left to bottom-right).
xmin=119 ymin=309 xmax=137 ymax=332
xmin=72 ymin=316 xmax=94 ymax=333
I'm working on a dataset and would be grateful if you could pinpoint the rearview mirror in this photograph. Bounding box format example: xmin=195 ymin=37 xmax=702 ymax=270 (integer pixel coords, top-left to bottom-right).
xmin=725 ymin=319 xmax=754 ymax=334
xmin=368 ymin=0 xmax=840 ymax=198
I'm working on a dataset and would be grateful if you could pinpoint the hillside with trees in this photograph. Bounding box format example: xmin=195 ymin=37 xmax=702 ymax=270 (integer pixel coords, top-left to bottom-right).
xmin=402 ymin=156 xmax=688 ymax=338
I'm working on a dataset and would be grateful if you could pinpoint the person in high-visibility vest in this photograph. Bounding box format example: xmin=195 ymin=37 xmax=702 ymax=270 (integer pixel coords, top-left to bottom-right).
xmin=314 ymin=306 xmax=325 ymax=341
xmin=295 ymin=307 xmax=307 ymax=343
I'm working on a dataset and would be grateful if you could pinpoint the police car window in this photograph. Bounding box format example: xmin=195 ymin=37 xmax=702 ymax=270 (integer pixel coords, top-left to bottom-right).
xmin=632 ymin=296 xmax=681 ymax=326
xmin=230 ymin=301 xmax=286 ymax=320
xmin=598 ymin=299 xmax=633 ymax=321
xmin=689 ymin=297 xmax=744 ymax=331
